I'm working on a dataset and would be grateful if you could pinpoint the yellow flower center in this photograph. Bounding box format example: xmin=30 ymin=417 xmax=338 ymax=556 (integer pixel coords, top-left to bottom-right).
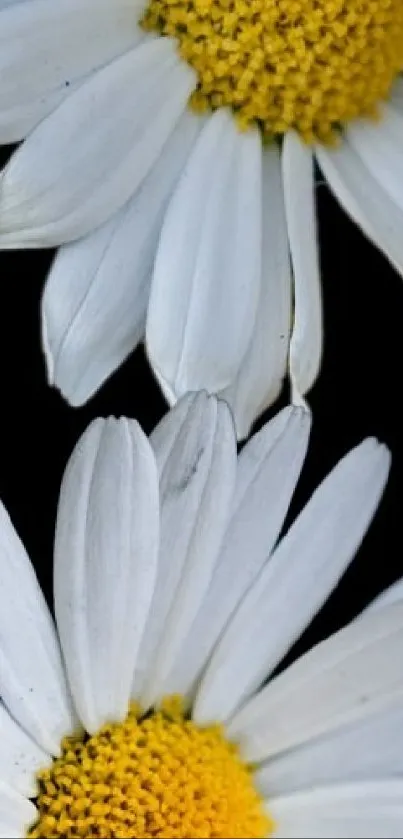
xmin=142 ymin=0 xmax=403 ymax=143
xmin=28 ymin=698 xmax=272 ymax=839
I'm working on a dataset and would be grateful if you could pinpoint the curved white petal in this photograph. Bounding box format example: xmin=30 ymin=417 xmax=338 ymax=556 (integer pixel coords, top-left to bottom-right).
xmin=256 ymin=700 xmax=403 ymax=797
xmin=0 ymin=38 xmax=195 ymax=247
xmin=220 ymin=145 xmax=292 ymax=439
xmin=42 ymin=110 xmax=202 ymax=405
xmin=316 ymin=137 xmax=403 ymax=278
xmin=133 ymin=393 xmax=235 ymax=702
xmin=270 ymin=780 xmax=403 ymax=839
xmin=0 ymin=502 xmax=76 ymax=755
xmin=140 ymin=399 xmax=236 ymax=707
xmin=0 ymin=780 xmax=37 ymax=839
xmin=282 ymin=131 xmax=322 ymax=403
xmin=194 ymin=438 xmax=390 ymax=725
xmin=347 ymin=106 xmax=403 ymax=214
xmin=54 ymin=418 xmax=160 ymax=733
xmin=163 ymin=406 xmax=311 ymax=699
xmin=0 ymin=702 xmax=48 ymax=797
xmin=230 ymin=600 xmax=403 ymax=764
xmin=0 ymin=0 xmax=145 ymax=143
xmin=146 ymin=109 xmax=262 ymax=396
xmin=149 ymin=390 xmax=202 ymax=473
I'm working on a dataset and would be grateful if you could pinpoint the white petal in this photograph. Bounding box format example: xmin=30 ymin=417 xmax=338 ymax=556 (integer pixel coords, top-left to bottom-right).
xmin=364 ymin=578 xmax=403 ymax=614
xmin=282 ymin=131 xmax=322 ymax=403
xmin=0 ymin=780 xmax=37 ymax=839
xmin=140 ymin=399 xmax=236 ymax=707
xmin=163 ymin=406 xmax=311 ymax=699
xmin=42 ymin=110 xmax=202 ymax=405
xmin=256 ymin=700 xmax=403 ymax=797
xmin=54 ymin=418 xmax=160 ymax=733
xmin=194 ymin=438 xmax=390 ymax=725
xmin=230 ymin=600 xmax=403 ymax=764
xmin=0 ymin=702 xmax=48 ymax=797
xmin=149 ymin=391 xmax=203 ymax=474
xmin=316 ymin=138 xmax=403 ymax=278
xmin=347 ymin=106 xmax=403 ymax=214
xmin=270 ymin=780 xmax=403 ymax=839
xmin=220 ymin=144 xmax=292 ymax=439
xmin=133 ymin=393 xmax=235 ymax=702
xmin=0 ymin=501 xmax=76 ymax=755
xmin=0 ymin=38 xmax=195 ymax=247
xmin=0 ymin=0 xmax=26 ymax=8
xmin=0 ymin=0 xmax=145 ymax=143
xmin=146 ymin=109 xmax=262 ymax=395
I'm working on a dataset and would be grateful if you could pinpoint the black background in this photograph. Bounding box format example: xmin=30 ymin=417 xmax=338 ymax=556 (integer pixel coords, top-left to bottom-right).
xmin=1 ymin=137 xmax=402 ymax=666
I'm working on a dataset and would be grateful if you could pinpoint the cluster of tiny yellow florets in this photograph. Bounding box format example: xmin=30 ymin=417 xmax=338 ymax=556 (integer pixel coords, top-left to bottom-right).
xmin=141 ymin=0 xmax=403 ymax=143
xmin=28 ymin=697 xmax=272 ymax=838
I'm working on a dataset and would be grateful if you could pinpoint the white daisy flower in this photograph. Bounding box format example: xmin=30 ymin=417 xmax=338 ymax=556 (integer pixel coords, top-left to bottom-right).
xmin=1 ymin=0 xmax=402 ymax=435
xmin=0 ymin=391 xmax=400 ymax=839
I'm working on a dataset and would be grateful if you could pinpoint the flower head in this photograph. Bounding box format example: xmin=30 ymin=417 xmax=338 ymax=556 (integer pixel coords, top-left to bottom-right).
xmin=0 ymin=393 xmax=400 ymax=838
xmin=0 ymin=1 xmax=402 ymax=432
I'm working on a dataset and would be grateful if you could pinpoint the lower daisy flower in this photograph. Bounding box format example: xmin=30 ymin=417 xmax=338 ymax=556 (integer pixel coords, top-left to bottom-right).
xmin=0 ymin=0 xmax=402 ymax=434
xmin=0 ymin=392 xmax=401 ymax=838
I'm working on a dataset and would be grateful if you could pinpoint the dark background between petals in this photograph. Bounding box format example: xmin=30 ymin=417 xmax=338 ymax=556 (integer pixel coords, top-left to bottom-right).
xmin=0 ymin=138 xmax=402 ymax=669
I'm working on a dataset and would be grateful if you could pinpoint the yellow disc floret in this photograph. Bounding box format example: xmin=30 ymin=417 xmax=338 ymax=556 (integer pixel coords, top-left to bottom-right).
xmin=141 ymin=0 xmax=403 ymax=143
xmin=28 ymin=697 xmax=272 ymax=839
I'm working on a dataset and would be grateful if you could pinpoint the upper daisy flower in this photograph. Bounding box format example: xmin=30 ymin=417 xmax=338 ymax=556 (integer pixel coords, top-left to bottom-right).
xmin=0 ymin=391 xmax=401 ymax=838
xmin=0 ymin=0 xmax=403 ymax=434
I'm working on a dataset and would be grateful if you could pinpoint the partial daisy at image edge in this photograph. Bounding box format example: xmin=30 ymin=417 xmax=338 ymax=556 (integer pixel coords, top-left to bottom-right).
xmin=0 ymin=0 xmax=402 ymax=435
xmin=0 ymin=390 xmax=401 ymax=838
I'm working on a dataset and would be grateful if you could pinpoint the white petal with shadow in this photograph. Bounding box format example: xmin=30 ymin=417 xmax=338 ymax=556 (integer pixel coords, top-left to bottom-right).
xmin=194 ymin=438 xmax=390 ymax=725
xmin=0 ymin=38 xmax=195 ymax=247
xmin=146 ymin=109 xmax=262 ymax=396
xmin=0 ymin=0 xmax=146 ymax=143
xmin=54 ymin=418 xmax=159 ymax=734
xmin=0 ymin=502 xmax=76 ymax=756
xmin=230 ymin=601 xmax=403 ymax=764
xmin=42 ymin=110 xmax=202 ymax=406
xmin=220 ymin=144 xmax=292 ymax=439
xmin=282 ymin=131 xmax=322 ymax=403
xmin=162 ymin=407 xmax=311 ymax=699
xmin=316 ymin=138 xmax=403 ymax=277
xmin=0 ymin=702 xmax=49 ymax=797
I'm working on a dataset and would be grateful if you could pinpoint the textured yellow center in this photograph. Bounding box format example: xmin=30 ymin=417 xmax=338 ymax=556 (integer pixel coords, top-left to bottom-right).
xmin=29 ymin=698 xmax=272 ymax=839
xmin=142 ymin=0 xmax=403 ymax=143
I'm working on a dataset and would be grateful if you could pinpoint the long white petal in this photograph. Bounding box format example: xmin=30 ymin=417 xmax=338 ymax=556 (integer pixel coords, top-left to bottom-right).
xmin=41 ymin=110 xmax=202 ymax=405
xmin=316 ymin=138 xmax=403 ymax=278
xmin=162 ymin=406 xmax=311 ymax=699
xmin=270 ymin=780 xmax=403 ymax=839
xmin=133 ymin=393 xmax=234 ymax=702
xmin=54 ymin=418 xmax=159 ymax=733
xmin=0 ymin=502 xmax=76 ymax=755
xmin=347 ymin=106 xmax=403 ymax=214
xmin=230 ymin=601 xmax=403 ymax=763
xmin=140 ymin=399 xmax=236 ymax=707
xmin=0 ymin=780 xmax=37 ymax=839
xmin=0 ymin=703 xmax=48 ymax=797
xmin=0 ymin=0 xmax=145 ymax=143
xmin=194 ymin=438 xmax=390 ymax=725
xmin=146 ymin=109 xmax=262 ymax=396
xmin=220 ymin=145 xmax=292 ymax=439
xmin=256 ymin=700 xmax=403 ymax=796
xmin=282 ymin=131 xmax=322 ymax=403
xmin=0 ymin=39 xmax=195 ymax=247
